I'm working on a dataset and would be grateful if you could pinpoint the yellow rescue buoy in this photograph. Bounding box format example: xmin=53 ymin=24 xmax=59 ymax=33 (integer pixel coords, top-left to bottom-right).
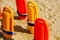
xmin=2 ymin=6 xmax=14 ymax=38
xmin=27 ymin=1 xmax=38 ymax=34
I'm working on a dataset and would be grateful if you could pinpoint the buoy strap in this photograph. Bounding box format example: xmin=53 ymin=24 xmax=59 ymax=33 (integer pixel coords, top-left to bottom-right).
xmin=28 ymin=22 xmax=34 ymax=26
xmin=17 ymin=11 xmax=27 ymax=17
xmin=2 ymin=30 xmax=14 ymax=35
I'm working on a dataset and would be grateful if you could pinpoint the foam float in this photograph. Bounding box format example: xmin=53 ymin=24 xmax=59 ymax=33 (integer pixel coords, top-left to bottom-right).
xmin=27 ymin=1 xmax=38 ymax=34
xmin=34 ymin=18 xmax=48 ymax=40
xmin=16 ymin=0 xmax=27 ymax=20
xmin=2 ymin=6 xmax=14 ymax=38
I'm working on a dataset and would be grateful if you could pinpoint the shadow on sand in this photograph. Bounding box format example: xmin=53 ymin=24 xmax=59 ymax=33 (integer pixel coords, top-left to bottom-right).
xmin=14 ymin=26 xmax=31 ymax=33
xmin=0 ymin=32 xmax=3 ymax=38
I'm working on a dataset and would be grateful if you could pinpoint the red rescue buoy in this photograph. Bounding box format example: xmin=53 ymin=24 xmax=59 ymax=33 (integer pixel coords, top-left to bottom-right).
xmin=34 ymin=18 xmax=48 ymax=40
xmin=16 ymin=0 xmax=27 ymax=20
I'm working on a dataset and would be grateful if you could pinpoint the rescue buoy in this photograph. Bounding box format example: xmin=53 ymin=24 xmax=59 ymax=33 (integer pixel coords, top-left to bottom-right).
xmin=2 ymin=6 xmax=14 ymax=38
xmin=34 ymin=18 xmax=48 ymax=40
xmin=27 ymin=1 xmax=38 ymax=34
xmin=16 ymin=0 xmax=27 ymax=20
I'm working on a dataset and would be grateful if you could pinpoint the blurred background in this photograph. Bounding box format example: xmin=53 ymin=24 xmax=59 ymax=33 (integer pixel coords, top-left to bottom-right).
xmin=0 ymin=0 xmax=60 ymax=40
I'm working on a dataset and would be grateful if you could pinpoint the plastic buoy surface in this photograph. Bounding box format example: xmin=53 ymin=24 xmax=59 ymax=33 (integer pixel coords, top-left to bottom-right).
xmin=16 ymin=0 xmax=27 ymax=20
xmin=0 ymin=8 xmax=2 ymax=19
xmin=34 ymin=18 xmax=48 ymax=40
xmin=27 ymin=1 xmax=38 ymax=34
xmin=2 ymin=6 xmax=14 ymax=38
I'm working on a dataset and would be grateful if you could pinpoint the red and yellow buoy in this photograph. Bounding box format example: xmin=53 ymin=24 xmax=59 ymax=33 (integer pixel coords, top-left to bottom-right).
xmin=34 ymin=18 xmax=48 ymax=40
xmin=16 ymin=0 xmax=27 ymax=20
xmin=27 ymin=1 xmax=38 ymax=34
xmin=2 ymin=6 xmax=14 ymax=38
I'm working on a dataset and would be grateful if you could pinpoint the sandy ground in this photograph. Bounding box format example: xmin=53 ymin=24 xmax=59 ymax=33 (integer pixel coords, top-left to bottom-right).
xmin=0 ymin=0 xmax=60 ymax=40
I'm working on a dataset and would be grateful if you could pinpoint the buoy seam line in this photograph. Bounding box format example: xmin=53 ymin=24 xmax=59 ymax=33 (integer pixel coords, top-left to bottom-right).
xmin=3 ymin=7 xmax=11 ymax=13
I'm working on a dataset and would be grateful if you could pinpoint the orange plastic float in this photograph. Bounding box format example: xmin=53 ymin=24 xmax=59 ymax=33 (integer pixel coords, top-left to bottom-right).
xmin=2 ymin=6 xmax=14 ymax=38
xmin=16 ymin=0 xmax=27 ymax=20
xmin=34 ymin=18 xmax=48 ymax=40
xmin=27 ymin=1 xmax=38 ymax=34
xmin=0 ymin=8 xmax=2 ymax=19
